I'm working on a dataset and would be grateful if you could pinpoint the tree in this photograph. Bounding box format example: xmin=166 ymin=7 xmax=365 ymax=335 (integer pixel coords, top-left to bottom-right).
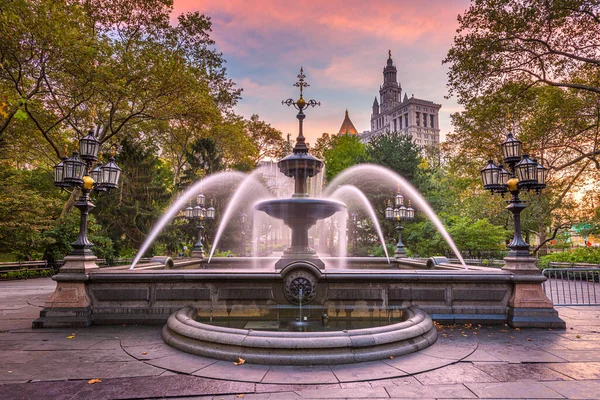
xmin=445 ymin=0 xmax=600 ymax=103
xmin=93 ymin=137 xmax=173 ymax=255
xmin=245 ymin=114 xmax=287 ymax=165
xmin=365 ymin=131 xmax=422 ymax=183
xmin=323 ymin=134 xmax=367 ymax=182
xmin=311 ymin=132 xmax=335 ymax=160
xmin=0 ymin=0 xmax=240 ymax=159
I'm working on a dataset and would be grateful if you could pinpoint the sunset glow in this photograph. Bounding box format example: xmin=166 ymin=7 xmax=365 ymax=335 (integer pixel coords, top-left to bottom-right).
xmin=173 ymin=0 xmax=471 ymax=144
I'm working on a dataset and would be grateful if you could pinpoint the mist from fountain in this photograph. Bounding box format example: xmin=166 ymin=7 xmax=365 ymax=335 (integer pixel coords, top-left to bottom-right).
xmin=130 ymin=171 xmax=247 ymax=269
xmin=328 ymin=185 xmax=391 ymax=263
xmin=326 ymin=165 xmax=467 ymax=267
xmin=207 ymin=167 xmax=275 ymax=263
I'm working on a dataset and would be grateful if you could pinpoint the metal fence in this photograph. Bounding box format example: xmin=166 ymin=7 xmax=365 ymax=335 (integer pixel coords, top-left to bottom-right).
xmin=542 ymin=268 xmax=600 ymax=306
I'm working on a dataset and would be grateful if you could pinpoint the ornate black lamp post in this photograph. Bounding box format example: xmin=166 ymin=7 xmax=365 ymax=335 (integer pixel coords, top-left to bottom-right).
xmin=53 ymin=130 xmax=121 ymax=259
xmin=240 ymin=211 xmax=248 ymax=257
xmin=478 ymin=131 xmax=565 ymax=329
xmin=184 ymin=194 xmax=216 ymax=259
xmin=480 ymin=131 xmax=547 ymax=263
xmin=385 ymin=190 xmax=415 ymax=258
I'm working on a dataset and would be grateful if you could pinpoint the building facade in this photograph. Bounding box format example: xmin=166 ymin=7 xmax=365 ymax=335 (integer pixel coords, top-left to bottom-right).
xmin=360 ymin=51 xmax=441 ymax=146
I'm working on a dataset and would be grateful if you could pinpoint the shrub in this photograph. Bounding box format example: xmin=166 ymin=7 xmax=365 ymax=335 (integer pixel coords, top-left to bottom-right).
xmin=538 ymin=247 xmax=600 ymax=269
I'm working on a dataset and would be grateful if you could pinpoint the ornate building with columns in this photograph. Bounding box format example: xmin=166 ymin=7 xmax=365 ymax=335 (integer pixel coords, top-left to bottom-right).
xmin=360 ymin=51 xmax=441 ymax=146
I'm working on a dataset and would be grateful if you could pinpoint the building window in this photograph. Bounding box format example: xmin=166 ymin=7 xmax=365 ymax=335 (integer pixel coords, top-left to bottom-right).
xmin=416 ymin=112 xmax=420 ymax=126
xmin=430 ymin=115 xmax=434 ymax=128
xmin=393 ymin=119 xmax=397 ymax=132
xmin=423 ymin=113 xmax=427 ymax=127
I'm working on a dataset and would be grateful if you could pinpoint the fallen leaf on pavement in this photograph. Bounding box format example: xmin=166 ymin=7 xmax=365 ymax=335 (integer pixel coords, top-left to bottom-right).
xmin=88 ymin=379 xmax=101 ymax=384
xmin=141 ymin=352 xmax=148 ymax=355
xmin=233 ymin=357 xmax=245 ymax=365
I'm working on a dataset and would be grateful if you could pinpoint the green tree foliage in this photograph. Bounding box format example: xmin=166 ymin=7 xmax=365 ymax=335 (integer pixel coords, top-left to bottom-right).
xmin=179 ymin=137 xmax=224 ymax=190
xmin=445 ymin=0 xmax=600 ymax=104
xmin=405 ymin=216 xmax=508 ymax=257
xmin=323 ymin=134 xmax=367 ymax=182
xmin=93 ymin=137 xmax=173 ymax=255
xmin=245 ymin=114 xmax=287 ymax=165
xmin=0 ymin=0 xmax=240 ymax=159
xmin=366 ymin=131 xmax=422 ymax=183
xmin=0 ymin=165 xmax=62 ymax=260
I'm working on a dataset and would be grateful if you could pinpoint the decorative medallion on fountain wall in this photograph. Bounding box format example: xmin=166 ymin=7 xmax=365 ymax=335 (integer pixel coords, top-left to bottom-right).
xmin=284 ymin=269 xmax=317 ymax=305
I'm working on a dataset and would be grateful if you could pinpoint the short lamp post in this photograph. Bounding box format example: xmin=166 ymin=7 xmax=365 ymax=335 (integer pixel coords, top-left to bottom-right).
xmin=185 ymin=194 xmax=216 ymax=259
xmin=53 ymin=130 xmax=121 ymax=262
xmin=480 ymin=131 xmax=547 ymax=272
xmin=385 ymin=191 xmax=415 ymax=258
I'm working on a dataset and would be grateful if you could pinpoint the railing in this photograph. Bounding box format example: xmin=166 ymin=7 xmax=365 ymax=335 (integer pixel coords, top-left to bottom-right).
xmin=0 ymin=260 xmax=56 ymax=280
xmin=542 ymin=267 xmax=600 ymax=306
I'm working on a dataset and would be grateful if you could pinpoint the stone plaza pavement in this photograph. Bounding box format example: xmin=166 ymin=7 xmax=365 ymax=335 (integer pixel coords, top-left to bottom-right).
xmin=1 ymin=278 xmax=600 ymax=399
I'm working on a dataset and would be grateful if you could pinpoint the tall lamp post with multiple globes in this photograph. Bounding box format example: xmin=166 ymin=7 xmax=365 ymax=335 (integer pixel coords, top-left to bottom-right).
xmin=480 ymin=130 xmax=565 ymax=329
xmin=385 ymin=190 xmax=415 ymax=258
xmin=480 ymin=131 xmax=547 ymax=270
xmin=35 ymin=129 xmax=122 ymax=328
xmin=53 ymin=130 xmax=122 ymax=262
xmin=184 ymin=194 xmax=216 ymax=259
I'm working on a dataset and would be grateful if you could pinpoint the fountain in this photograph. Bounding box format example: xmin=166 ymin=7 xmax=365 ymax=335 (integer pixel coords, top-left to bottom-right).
xmin=33 ymin=68 xmax=565 ymax=364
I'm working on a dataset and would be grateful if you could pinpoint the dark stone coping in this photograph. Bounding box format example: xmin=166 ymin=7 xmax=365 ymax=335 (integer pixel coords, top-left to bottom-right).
xmin=86 ymin=269 xmax=524 ymax=284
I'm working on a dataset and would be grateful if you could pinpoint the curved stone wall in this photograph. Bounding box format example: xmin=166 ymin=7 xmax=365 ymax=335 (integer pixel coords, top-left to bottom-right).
xmin=162 ymin=306 xmax=438 ymax=365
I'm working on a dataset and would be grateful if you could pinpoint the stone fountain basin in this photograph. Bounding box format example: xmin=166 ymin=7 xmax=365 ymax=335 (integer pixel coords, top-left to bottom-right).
xmin=255 ymin=198 xmax=346 ymax=222
xmin=162 ymin=305 xmax=437 ymax=365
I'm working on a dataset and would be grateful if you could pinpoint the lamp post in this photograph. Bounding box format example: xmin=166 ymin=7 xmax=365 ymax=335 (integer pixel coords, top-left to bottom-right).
xmin=35 ymin=129 xmax=122 ymax=328
xmin=53 ymin=130 xmax=121 ymax=260
xmin=240 ymin=211 xmax=248 ymax=257
xmin=479 ymin=130 xmax=565 ymax=329
xmin=385 ymin=190 xmax=415 ymax=258
xmin=480 ymin=131 xmax=547 ymax=269
xmin=185 ymin=194 xmax=215 ymax=259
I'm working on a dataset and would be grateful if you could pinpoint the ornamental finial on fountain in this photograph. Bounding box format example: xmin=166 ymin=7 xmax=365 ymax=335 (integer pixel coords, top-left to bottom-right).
xmin=282 ymin=67 xmax=321 ymax=154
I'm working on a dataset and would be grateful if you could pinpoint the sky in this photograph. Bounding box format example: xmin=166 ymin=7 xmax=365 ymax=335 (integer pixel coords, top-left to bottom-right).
xmin=173 ymin=0 xmax=472 ymax=146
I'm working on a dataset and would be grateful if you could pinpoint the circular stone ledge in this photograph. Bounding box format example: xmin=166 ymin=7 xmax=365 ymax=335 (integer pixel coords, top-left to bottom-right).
xmin=162 ymin=306 xmax=438 ymax=365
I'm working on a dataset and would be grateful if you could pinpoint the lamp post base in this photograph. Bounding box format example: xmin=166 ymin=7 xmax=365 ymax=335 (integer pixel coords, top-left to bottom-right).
xmin=503 ymin=254 xmax=566 ymax=329
xmin=32 ymin=254 xmax=98 ymax=329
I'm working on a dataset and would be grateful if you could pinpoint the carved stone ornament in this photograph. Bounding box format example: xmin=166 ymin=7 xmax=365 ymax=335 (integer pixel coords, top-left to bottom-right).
xmin=284 ymin=269 xmax=317 ymax=305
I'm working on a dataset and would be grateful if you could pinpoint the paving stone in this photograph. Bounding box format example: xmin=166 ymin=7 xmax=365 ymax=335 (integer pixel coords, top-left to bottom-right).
xmin=146 ymin=353 xmax=217 ymax=374
xmin=192 ymin=360 xmax=270 ymax=382
xmin=462 ymin=349 xmax=503 ymax=362
xmin=33 ymin=349 xmax=134 ymax=363
xmin=261 ymin=365 xmax=338 ymax=384
xmin=162 ymin=375 xmax=255 ymax=397
xmin=33 ymin=361 xmax=125 ymax=381
xmin=545 ymin=362 xmax=600 ymax=380
xmin=473 ymin=362 xmax=573 ymax=382
xmin=106 ymin=361 xmax=165 ymax=378
xmin=544 ymin=348 xmax=600 ymax=361
xmin=123 ymin=343 xmax=184 ymax=360
xmin=0 ymin=380 xmax=88 ymax=400
xmin=330 ymin=360 xmax=406 ymax=382
xmin=385 ymin=383 xmax=476 ymax=398
xmin=297 ymin=386 xmax=389 ymax=398
xmin=254 ymin=383 xmax=341 ymax=393
xmin=382 ymin=353 xmax=452 ymax=374
xmin=413 ymin=363 xmax=499 ymax=385
xmin=23 ymin=337 xmax=103 ymax=351
xmin=465 ymin=381 xmax=564 ymax=398
xmin=0 ymin=350 xmax=46 ymax=364
xmin=543 ymin=379 xmax=600 ymax=399
xmin=477 ymin=345 xmax=568 ymax=363
xmin=87 ymin=339 xmax=123 ymax=350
